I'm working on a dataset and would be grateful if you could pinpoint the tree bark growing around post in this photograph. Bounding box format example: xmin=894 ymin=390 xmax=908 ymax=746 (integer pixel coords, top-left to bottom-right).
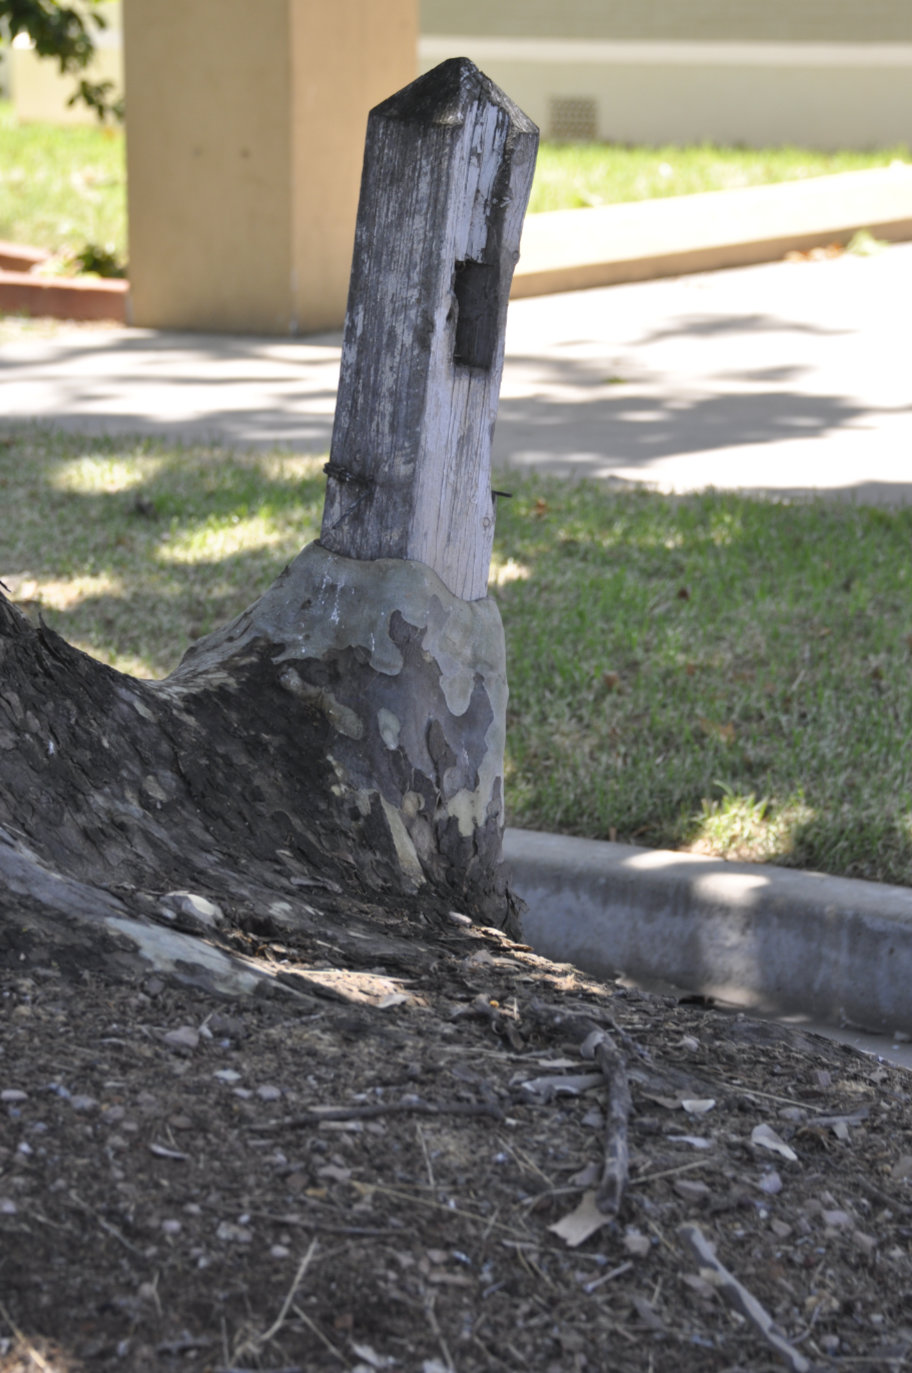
xmin=0 ymin=60 xmax=539 ymax=990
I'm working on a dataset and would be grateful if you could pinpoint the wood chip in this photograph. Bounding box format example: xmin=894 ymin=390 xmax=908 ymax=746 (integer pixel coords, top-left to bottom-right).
xmin=622 ymin=1229 xmax=651 ymax=1257
xmin=548 ymin=1190 xmax=612 ymax=1248
xmin=674 ymin=1178 xmax=711 ymax=1204
xmin=148 ymin=1142 xmax=189 ymax=1161
xmin=891 ymin=1155 xmax=912 ymax=1181
xmin=751 ymin=1123 xmax=798 ymax=1162
xmin=163 ymin=1026 xmax=199 ymax=1053
xmin=519 ymin=1071 xmax=603 ymax=1102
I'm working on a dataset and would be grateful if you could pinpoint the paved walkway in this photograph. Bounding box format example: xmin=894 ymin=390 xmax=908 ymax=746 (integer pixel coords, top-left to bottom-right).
xmin=2 ymin=233 xmax=912 ymax=507
xmin=514 ymin=163 xmax=912 ymax=295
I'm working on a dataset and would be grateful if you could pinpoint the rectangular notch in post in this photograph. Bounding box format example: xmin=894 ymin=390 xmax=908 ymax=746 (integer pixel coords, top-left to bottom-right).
xmin=452 ymin=260 xmax=498 ymax=371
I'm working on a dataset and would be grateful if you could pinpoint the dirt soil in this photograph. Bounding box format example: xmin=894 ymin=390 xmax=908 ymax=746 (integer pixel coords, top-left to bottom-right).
xmin=2 ymin=902 xmax=912 ymax=1373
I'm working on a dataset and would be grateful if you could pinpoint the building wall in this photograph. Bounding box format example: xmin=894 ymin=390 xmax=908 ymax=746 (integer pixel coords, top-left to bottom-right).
xmin=420 ymin=1 xmax=912 ymax=148
xmin=421 ymin=0 xmax=912 ymax=43
xmin=124 ymin=0 xmax=294 ymax=333
xmin=288 ymin=0 xmax=417 ymax=333
xmin=124 ymin=0 xmax=416 ymax=334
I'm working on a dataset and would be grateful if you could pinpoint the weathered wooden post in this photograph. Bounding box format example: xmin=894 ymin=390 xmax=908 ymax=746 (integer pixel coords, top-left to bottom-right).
xmin=260 ymin=58 xmax=538 ymax=921
xmin=321 ymin=56 xmax=538 ymax=601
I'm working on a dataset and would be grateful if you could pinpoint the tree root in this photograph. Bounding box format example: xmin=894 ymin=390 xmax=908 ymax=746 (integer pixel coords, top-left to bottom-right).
xmin=524 ymin=999 xmax=631 ymax=1215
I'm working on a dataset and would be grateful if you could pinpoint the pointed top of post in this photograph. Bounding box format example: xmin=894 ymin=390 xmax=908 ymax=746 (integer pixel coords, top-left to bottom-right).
xmin=372 ymin=56 xmax=538 ymax=135
xmin=322 ymin=59 xmax=538 ymax=600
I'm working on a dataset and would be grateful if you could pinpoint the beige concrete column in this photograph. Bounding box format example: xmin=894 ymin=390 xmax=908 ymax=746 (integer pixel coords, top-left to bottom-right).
xmin=123 ymin=0 xmax=417 ymax=334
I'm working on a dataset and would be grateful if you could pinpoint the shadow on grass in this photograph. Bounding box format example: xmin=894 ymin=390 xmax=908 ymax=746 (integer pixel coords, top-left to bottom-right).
xmin=5 ymin=429 xmax=912 ymax=886
xmin=0 ymin=428 xmax=327 ymax=677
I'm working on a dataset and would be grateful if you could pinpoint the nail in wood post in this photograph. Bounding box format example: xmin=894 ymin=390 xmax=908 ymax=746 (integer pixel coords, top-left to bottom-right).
xmin=320 ymin=58 xmax=539 ymax=601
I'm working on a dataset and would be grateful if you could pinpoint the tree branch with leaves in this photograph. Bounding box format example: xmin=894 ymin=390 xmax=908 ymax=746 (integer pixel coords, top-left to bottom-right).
xmin=1 ymin=0 xmax=123 ymax=120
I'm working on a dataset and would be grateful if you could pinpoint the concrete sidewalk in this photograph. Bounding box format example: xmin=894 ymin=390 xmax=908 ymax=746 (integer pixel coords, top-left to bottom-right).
xmin=3 ymin=227 xmax=912 ymax=506
xmin=515 ymin=163 xmax=912 ymax=296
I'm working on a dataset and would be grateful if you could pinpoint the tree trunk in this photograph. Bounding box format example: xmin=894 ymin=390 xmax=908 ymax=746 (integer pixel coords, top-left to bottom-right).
xmin=0 ymin=59 xmax=538 ymax=991
xmin=0 ymin=546 xmax=516 ymax=982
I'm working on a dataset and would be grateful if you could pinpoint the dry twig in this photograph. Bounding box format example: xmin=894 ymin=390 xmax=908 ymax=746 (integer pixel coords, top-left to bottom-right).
xmin=230 ymin=1239 xmax=318 ymax=1367
xmin=524 ymin=1001 xmax=631 ymax=1214
xmin=679 ymin=1223 xmax=810 ymax=1373
xmin=0 ymin=1302 xmax=53 ymax=1373
xmin=581 ymin=1028 xmax=631 ymax=1213
xmin=291 ymin=1306 xmax=346 ymax=1363
xmin=249 ymin=1098 xmax=502 ymax=1132
xmin=68 ymin=1189 xmax=147 ymax=1257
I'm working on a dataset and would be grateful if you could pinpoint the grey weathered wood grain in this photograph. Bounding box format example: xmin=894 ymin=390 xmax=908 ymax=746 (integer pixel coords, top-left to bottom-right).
xmin=320 ymin=57 xmax=539 ymax=601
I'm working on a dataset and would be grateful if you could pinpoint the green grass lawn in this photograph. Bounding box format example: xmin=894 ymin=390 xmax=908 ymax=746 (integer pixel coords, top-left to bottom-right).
xmin=0 ymin=100 xmax=127 ymax=267
xmin=528 ymin=141 xmax=911 ymax=214
xmin=1 ymin=97 xmax=907 ymax=265
xmin=3 ymin=428 xmax=912 ymax=889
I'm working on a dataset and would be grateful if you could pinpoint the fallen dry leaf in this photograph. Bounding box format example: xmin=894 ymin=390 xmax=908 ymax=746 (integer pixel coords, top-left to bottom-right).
xmin=148 ymin=1142 xmax=189 ymax=1161
xmin=682 ymin=1098 xmax=716 ymax=1115
xmin=674 ymin=1178 xmax=711 ymax=1204
xmin=548 ymin=1190 xmax=612 ymax=1248
xmin=751 ymin=1123 xmax=798 ymax=1162
xmin=698 ymin=717 xmax=736 ymax=744
xmin=519 ymin=1071 xmax=603 ymax=1103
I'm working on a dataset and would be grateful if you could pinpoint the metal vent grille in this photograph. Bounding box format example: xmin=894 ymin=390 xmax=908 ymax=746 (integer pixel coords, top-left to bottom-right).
xmin=549 ymin=96 xmax=598 ymax=142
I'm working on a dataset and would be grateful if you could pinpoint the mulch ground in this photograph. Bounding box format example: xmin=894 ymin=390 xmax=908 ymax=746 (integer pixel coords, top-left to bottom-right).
xmin=2 ymin=903 xmax=912 ymax=1373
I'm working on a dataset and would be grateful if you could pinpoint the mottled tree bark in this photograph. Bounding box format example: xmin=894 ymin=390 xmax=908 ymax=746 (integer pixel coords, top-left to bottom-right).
xmin=0 ymin=546 xmax=519 ymax=990
xmin=0 ymin=60 xmax=537 ymax=992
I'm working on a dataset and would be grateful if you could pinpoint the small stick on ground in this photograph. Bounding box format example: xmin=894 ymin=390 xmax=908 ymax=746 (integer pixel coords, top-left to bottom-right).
xmin=580 ymin=1028 xmax=631 ymax=1214
xmin=69 ymin=1188 xmax=147 ymax=1257
xmin=291 ymin=1306 xmax=346 ymax=1364
xmin=249 ymin=1098 xmax=503 ymax=1132
xmin=0 ymin=1303 xmax=53 ymax=1373
xmin=679 ymin=1223 xmax=810 ymax=1373
xmin=417 ymin=1123 xmax=437 ymax=1188
xmin=523 ymin=1000 xmax=631 ymax=1214
xmin=216 ymin=1366 xmax=304 ymax=1373
xmin=231 ymin=1239 xmax=318 ymax=1366
xmin=424 ymin=1291 xmax=455 ymax=1373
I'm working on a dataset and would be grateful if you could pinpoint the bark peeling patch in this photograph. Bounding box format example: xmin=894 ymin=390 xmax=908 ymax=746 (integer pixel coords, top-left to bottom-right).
xmin=378 ymin=707 xmax=401 ymax=750
xmin=103 ymin=917 xmax=268 ymax=998
xmin=169 ymin=543 xmax=509 ymax=886
xmin=379 ymin=795 xmax=426 ymax=887
xmin=175 ymin=544 xmax=506 ymax=722
xmin=278 ymin=666 xmax=365 ymax=740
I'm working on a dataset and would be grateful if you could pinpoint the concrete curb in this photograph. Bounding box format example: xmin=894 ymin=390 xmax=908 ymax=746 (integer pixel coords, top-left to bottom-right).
xmin=0 ymin=241 xmax=49 ymax=273
xmin=5 ymin=166 xmax=912 ymax=324
xmin=505 ymin=828 xmax=912 ymax=1036
xmin=513 ymin=164 xmax=912 ymax=297
xmin=0 ymin=269 xmax=128 ymax=324
xmin=0 ymin=239 xmax=128 ymax=323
